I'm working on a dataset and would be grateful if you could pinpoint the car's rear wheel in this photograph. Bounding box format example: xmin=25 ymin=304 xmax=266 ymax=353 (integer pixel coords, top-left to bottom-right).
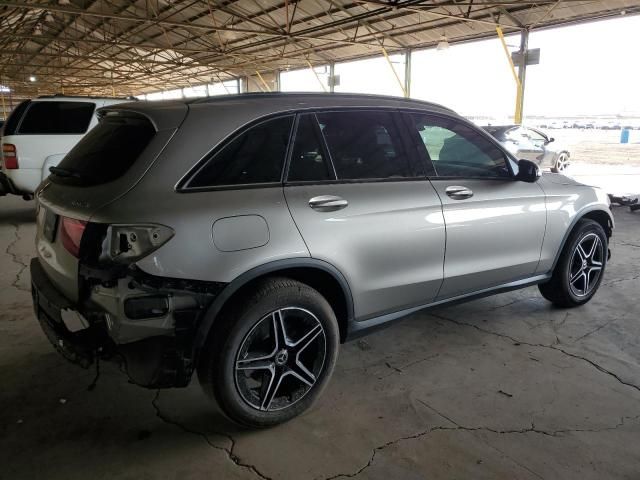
xmin=538 ymin=219 xmax=607 ymax=307
xmin=552 ymin=152 xmax=570 ymax=173
xmin=198 ymin=277 xmax=339 ymax=428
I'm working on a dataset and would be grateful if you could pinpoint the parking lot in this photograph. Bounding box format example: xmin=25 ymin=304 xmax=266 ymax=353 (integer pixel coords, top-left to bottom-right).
xmin=2 ymin=193 xmax=639 ymax=479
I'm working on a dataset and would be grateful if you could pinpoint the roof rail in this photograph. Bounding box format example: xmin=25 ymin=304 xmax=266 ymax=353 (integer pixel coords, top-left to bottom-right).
xmin=37 ymin=94 xmax=138 ymax=100
xmin=189 ymin=91 xmax=455 ymax=113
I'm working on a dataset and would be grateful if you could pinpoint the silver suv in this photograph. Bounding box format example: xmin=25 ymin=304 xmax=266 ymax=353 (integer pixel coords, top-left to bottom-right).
xmin=31 ymin=93 xmax=613 ymax=427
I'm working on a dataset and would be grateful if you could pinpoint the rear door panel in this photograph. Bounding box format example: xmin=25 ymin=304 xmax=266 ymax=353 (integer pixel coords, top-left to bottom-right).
xmin=283 ymin=110 xmax=445 ymax=320
xmin=285 ymin=181 xmax=445 ymax=319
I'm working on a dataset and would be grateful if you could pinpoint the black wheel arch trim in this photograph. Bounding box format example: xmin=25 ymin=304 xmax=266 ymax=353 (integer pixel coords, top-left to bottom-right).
xmin=549 ymin=206 xmax=614 ymax=272
xmin=193 ymin=257 xmax=354 ymax=356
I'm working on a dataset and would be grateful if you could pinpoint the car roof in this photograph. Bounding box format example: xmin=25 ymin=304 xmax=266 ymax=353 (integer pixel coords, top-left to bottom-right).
xmin=104 ymin=92 xmax=460 ymax=131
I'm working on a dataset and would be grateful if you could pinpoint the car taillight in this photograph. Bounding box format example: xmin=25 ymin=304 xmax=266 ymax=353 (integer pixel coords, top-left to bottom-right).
xmin=2 ymin=144 xmax=18 ymax=169
xmin=60 ymin=217 xmax=87 ymax=258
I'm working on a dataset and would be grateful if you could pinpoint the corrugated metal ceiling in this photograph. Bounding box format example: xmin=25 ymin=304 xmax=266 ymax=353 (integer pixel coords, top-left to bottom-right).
xmin=0 ymin=0 xmax=637 ymax=99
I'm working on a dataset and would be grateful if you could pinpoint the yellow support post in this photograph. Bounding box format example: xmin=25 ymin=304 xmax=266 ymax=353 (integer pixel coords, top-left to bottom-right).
xmin=305 ymin=60 xmax=328 ymax=93
xmin=496 ymin=26 xmax=523 ymax=124
xmin=381 ymin=46 xmax=406 ymax=98
xmin=255 ymin=70 xmax=272 ymax=92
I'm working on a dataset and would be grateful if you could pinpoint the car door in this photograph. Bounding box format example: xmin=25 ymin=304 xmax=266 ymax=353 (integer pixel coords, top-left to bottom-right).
xmin=525 ymin=127 xmax=555 ymax=166
xmin=517 ymin=127 xmax=549 ymax=164
xmin=402 ymin=112 xmax=547 ymax=300
xmin=284 ymin=111 xmax=445 ymax=320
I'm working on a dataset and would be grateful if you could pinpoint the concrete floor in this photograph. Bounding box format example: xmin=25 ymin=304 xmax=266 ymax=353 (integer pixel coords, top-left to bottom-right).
xmin=1 ymin=194 xmax=639 ymax=480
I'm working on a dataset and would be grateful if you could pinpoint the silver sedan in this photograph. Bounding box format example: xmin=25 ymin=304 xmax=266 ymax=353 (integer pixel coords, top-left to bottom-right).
xmin=484 ymin=125 xmax=570 ymax=173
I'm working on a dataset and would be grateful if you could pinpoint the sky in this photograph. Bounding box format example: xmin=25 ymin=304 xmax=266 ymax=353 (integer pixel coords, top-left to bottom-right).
xmin=281 ymin=14 xmax=640 ymax=120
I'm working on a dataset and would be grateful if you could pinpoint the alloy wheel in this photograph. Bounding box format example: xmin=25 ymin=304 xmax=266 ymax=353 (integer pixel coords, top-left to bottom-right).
xmin=568 ymin=233 xmax=603 ymax=297
xmin=234 ymin=307 xmax=327 ymax=412
xmin=556 ymin=153 xmax=570 ymax=172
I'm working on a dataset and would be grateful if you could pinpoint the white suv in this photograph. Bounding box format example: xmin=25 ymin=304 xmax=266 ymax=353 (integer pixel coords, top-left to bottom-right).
xmin=0 ymin=95 xmax=131 ymax=199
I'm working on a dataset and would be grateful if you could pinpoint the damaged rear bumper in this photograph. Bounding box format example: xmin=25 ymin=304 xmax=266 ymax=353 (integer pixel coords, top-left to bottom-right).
xmin=30 ymin=258 xmax=214 ymax=388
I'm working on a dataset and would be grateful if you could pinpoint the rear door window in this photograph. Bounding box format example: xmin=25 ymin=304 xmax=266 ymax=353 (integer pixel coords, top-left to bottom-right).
xmin=18 ymin=101 xmax=95 ymax=134
xmin=287 ymin=114 xmax=335 ymax=182
xmin=187 ymin=115 xmax=294 ymax=188
xmin=49 ymin=114 xmax=155 ymax=186
xmin=315 ymin=111 xmax=421 ymax=180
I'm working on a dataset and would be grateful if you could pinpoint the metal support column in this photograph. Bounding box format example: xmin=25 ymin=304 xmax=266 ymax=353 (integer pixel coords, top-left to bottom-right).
xmin=514 ymin=29 xmax=529 ymax=124
xmin=274 ymin=70 xmax=280 ymax=92
xmin=329 ymin=62 xmax=335 ymax=93
xmin=404 ymin=49 xmax=412 ymax=98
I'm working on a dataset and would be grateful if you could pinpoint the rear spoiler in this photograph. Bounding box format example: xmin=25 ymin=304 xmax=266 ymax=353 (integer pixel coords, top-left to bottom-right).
xmin=96 ymin=101 xmax=188 ymax=132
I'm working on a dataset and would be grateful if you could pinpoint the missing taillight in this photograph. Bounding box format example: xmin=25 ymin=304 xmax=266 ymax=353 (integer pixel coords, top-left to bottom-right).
xmin=60 ymin=217 xmax=87 ymax=258
xmin=102 ymin=224 xmax=174 ymax=264
xmin=2 ymin=144 xmax=18 ymax=169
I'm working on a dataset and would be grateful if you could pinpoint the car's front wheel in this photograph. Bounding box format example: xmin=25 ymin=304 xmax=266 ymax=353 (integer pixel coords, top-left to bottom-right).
xmin=198 ymin=277 xmax=339 ymax=428
xmin=539 ymin=219 xmax=607 ymax=307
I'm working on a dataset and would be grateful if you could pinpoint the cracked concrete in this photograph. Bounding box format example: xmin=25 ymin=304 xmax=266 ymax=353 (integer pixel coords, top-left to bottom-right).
xmin=1 ymin=195 xmax=639 ymax=479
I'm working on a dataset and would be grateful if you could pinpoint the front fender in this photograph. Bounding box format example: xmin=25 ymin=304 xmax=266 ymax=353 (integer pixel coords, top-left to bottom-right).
xmin=547 ymin=204 xmax=614 ymax=273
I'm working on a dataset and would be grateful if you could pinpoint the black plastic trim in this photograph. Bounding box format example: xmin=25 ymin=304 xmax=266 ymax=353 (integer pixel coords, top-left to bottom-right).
xmin=346 ymin=273 xmax=551 ymax=340
xmin=549 ymin=207 xmax=614 ymax=272
xmin=193 ymin=258 xmax=355 ymax=354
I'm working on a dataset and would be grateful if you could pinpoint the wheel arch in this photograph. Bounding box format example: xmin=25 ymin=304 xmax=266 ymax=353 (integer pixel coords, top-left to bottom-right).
xmin=550 ymin=206 xmax=613 ymax=271
xmin=193 ymin=258 xmax=354 ymax=358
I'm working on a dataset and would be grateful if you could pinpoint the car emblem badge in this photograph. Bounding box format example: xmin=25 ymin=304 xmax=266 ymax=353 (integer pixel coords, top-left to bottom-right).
xmin=275 ymin=349 xmax=288 ymax=366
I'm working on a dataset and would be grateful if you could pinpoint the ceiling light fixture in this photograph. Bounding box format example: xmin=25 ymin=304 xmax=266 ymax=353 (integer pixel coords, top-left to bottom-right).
xmin=34 ymin=24 xmax=43 ymax=36
xmin=29 ymin=75 xmax=37 ymax=82
xmin=436 ymin=34 xmax=449 ymax=51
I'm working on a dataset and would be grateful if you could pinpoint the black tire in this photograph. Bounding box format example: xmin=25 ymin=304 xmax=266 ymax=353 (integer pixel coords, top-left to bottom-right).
xmin=198 ymin=277 xmax=340 ymax=428
xmin=538 ymin=219 xmax=607 ymax=307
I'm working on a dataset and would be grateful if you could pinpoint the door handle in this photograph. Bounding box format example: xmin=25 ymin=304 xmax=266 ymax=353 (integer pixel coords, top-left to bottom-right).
xmin=445 ymin=185 xmax=474 ymax=200
xmin=308 ymin=195 xmax=349 ymax=212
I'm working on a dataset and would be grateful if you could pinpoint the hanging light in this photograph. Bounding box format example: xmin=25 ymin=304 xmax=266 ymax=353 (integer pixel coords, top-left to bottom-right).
xmin=29 ymin=75 xmax=37 ymax=82
xmin=34 ymin=24 xmax=43 ymax=36
xmin=45 ymin=12 xmax=55 ymax=22
xmin=436 ymin=34 xmax=449 ymax=51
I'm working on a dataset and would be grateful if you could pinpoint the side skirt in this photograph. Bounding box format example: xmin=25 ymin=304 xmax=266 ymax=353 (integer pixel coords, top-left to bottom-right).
xmin=345 ymin=273 xmax=551 ymax=341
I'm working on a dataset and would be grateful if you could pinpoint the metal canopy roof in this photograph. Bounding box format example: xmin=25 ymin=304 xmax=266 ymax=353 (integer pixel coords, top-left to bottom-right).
xmin=0 ymin=0 xmax=637 ymax=101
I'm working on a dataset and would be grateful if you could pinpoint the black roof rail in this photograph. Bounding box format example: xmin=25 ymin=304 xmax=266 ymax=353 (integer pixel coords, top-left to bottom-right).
xmin=189 ymin=91 xmax=455 ymax=113
xmin=37 ymin=94 xmax=138 ymax=101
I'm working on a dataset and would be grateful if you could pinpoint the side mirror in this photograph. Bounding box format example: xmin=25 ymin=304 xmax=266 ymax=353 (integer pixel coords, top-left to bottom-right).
xmin=545 ymin=137 xmax=555 ymax=144
xmin=516 ymin=159 xmax=541 ymax=183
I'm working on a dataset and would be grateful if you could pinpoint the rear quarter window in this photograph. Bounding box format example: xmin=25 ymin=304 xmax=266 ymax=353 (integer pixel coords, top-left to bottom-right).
xmin=49 ymin=114 xmax=155 ymax=186
xmin=18 ymin=101 xmax=95 ymax=135
xmin=185 ymin=115 xmax=294 ymax=188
